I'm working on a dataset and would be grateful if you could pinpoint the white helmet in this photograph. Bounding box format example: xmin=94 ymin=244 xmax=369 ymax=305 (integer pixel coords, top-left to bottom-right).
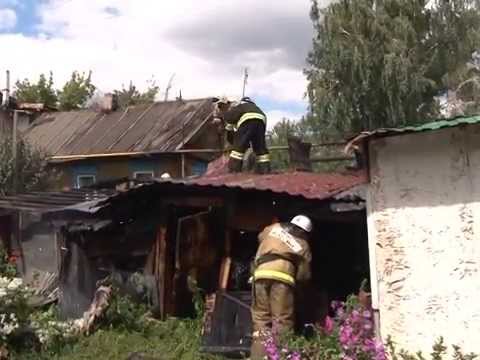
xmin=290 ymin=215 xmax=313 ymax=233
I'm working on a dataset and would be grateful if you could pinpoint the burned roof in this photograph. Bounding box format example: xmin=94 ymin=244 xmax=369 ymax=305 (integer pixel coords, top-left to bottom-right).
xmin=24 ymin=98 xmax=214 ymax=159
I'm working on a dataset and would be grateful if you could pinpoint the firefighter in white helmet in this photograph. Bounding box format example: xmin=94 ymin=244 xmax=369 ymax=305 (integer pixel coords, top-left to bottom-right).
xmin=250 ymin=215 xmax=313 ymax=359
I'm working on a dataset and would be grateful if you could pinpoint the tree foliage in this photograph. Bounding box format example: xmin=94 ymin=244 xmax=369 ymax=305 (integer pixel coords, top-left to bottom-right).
xmin=14 ymin=73 xmax=57 ymax=108
xmin=267 ymin=119 xmax=303 ymax=170
xmin=58 ymin=71 xmax=96 ymax=111
xmin=306 ymin=0 xmax=480 ymax=138
xmin=113 ymin=79 xmax=160 ymax=108
xmin=0 ymin=136 xmax=54 ymax=195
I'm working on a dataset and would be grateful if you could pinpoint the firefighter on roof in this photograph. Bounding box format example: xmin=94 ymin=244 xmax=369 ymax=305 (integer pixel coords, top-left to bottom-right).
xmin=213 ymin=96 xmax=271 ymax=174
xmin=250 ymin=215 xmax=313 ymax=359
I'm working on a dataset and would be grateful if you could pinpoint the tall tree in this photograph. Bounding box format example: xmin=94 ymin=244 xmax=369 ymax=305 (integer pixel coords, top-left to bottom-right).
xmin=114 ymin=79 xmax=159 ymax=108
xmin=58 ymin=71 xmax=96 ymax=111
xmin=14 ymin=73 xmax=57 ymax=108
xmin=306 ymin=0 xmax=480 ymax=139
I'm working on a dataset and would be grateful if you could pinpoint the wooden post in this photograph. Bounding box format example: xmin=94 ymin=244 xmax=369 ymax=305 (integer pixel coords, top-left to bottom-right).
xmin=181 ymin=153 xmax=186 ymax=178
xmin=12 ymin=110 xmax=18 ymax=194
xmin=219 ymin=229 xmax=232 ymax=290
xmin=156 ymin=224 xmax=168 ymax=319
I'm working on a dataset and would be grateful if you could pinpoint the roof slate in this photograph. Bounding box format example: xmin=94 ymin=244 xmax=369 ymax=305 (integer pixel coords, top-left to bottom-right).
xmin=24 ymin=98 xmax=214 ymax=157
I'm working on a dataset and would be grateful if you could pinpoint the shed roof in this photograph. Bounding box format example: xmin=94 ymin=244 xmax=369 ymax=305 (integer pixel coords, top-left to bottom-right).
xmin=0 ymin=189 xmax=115 ymax=213
xmin=160 ymin=167 xmax=366 ymax=201
xmin=156 ymin=155 xmax=367 ymax=201
xmin=24 ymin=98 xmax=214 ymax=159
xmin=347 ymin=114 xmax=480 ymax=148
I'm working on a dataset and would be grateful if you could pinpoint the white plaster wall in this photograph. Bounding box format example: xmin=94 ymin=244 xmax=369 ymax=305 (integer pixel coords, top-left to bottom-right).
xmin=368 ymin=124 xmax=480 ymax=355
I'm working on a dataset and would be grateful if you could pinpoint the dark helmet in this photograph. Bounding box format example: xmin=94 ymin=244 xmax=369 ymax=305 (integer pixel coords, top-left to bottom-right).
xmin=241 ymin=96 xmax=254 ymax=104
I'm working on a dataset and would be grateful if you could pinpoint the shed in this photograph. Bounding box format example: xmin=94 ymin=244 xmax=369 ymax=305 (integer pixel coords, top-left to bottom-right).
xmin=348 ymin=115 xmax=480 ymax=355
xmin=37 ymin=159 xmax=369 ymax=355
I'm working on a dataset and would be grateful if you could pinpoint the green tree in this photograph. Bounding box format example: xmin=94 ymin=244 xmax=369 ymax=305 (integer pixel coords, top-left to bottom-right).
xmin=114 ymin=79 xmax=159 ymax=108
xmin=58 ymin=71 xmax=96 ymax=111
xmin=14 ymin=73 xmax=57 ymax=108
xmin=306 ymin=0 xmax=480 ymax=139
xmin=0 ymin=136 xmax=54 ymax=195
xmin=267 ymin=119 xmax=302 ymax=170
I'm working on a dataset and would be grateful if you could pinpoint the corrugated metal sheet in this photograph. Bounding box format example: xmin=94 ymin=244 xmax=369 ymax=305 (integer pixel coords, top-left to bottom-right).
xmin=348 ymin=115 xmax=480 ymax=147
xmin=156 ymin=155 xmax=367 ymax=201
xmin=24 ymin=98 xmax=214 ymax=157
xmin=162 ymin=171 xmax=367 ymax=201
xmin=0 ymin=189 xmax=115 ymax=213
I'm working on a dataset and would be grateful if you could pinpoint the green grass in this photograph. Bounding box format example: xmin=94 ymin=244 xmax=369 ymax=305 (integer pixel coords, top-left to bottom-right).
xmin=12 ymin=318 xmax=227 ymax=360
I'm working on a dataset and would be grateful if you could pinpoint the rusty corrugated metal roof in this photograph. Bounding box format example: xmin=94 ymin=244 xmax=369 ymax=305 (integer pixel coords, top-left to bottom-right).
xmin=24 ymin=98 xmax=214 ymax=157
xmin=158 ymin=154 xmax=367 ymax=201
xmin=185 ymin=171 xmax=367 ymax=200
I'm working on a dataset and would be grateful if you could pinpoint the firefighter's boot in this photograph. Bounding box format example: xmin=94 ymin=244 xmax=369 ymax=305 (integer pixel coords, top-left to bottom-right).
xmin=228 ymin=158 xmax=243 ymax=173
xmin=255 ymin=161 xmax=271 ymax=175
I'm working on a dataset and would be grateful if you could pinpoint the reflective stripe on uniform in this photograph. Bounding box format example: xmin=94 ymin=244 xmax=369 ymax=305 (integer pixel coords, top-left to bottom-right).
xmin=256 ymin=154 xmax=271 ymax=163
xmin=225 ymin=123 xmax=235 ymax=131
xmin=254 ymin=269 xmax=295 ymax=285
xmin=230 ymin=150 xmax=244 ymax=160
xmin=235 ymin=112 xmax=267 ymax=130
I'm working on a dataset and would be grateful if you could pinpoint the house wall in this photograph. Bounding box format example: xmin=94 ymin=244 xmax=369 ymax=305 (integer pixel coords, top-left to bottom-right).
xmin=368 ymin=124 xmax=480 ymax=355
xmin=51 ymin=155 xmax=208 ymax=190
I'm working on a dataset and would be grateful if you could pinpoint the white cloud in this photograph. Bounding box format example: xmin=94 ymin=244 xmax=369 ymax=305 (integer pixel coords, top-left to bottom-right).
xmin=266 ymin=109 xmax=305 ymax=130
xmin=0 ymin=0 xmax=331 ymax=109
xmin=0 ymin=8 xmax=16 ymax=30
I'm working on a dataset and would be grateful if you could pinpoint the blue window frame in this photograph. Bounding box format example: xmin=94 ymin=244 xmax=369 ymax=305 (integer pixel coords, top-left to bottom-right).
xmin=129 ymin=160 xmax=155 ymax=181
xmin=72 ymin=164 xmax=97 ymax=189
xmin=192 ymin=161 xmax=208 ymax=176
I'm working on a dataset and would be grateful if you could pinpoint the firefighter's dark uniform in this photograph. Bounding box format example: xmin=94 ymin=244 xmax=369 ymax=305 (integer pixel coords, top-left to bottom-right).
xmin=223 ymin=99 xmax=271 ymax=174
xmin=250 ymin=223 xmax=312 ymax=359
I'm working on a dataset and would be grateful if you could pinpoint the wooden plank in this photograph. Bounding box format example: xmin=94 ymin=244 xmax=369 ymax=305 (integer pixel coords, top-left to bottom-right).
xmin=218 ymin=230 xmax=232 ymax=290
xmin=157 ymin=225 xmax=167 ymax=319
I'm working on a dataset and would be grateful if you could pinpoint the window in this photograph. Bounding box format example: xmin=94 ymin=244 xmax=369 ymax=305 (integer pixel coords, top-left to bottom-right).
xmin=192 ymin=161 xmax=208 ymax=176
xmin=133 ymin=171 xmax=154 ymax=182
xmin=76 ymin=175 xmax=96 ymax=189
xmin=72 ymin=164 xmax=97 ymax=189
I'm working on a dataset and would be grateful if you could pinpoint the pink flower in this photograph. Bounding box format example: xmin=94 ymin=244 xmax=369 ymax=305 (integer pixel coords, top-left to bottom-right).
xmin=324 ymin=316 xmax=335 ymax=335
xmin=363 ymin=322 xmax=373 ymax=331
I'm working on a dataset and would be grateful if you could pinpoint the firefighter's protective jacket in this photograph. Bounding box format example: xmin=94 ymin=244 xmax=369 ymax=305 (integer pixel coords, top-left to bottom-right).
xmin=253 ymin=223 xmax=311 ymax=286
xmin=224 ymin=101 xmax=267 ymax=132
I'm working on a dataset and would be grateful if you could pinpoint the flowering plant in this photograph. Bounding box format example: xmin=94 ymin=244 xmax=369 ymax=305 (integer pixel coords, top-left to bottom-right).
xmin=261 ymin=295 xmax=387 ymax=360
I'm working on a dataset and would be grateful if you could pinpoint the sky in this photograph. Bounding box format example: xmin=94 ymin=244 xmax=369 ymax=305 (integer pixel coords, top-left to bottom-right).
xmin=0 ymin=0 xmax=329 ymax=128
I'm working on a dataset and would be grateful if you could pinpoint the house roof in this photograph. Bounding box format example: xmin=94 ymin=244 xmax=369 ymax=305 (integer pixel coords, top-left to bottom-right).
xmin=24 ymin=98 xmax=214 ymax=159
xmin=347 ymin=114 xmax=480 ymax=149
